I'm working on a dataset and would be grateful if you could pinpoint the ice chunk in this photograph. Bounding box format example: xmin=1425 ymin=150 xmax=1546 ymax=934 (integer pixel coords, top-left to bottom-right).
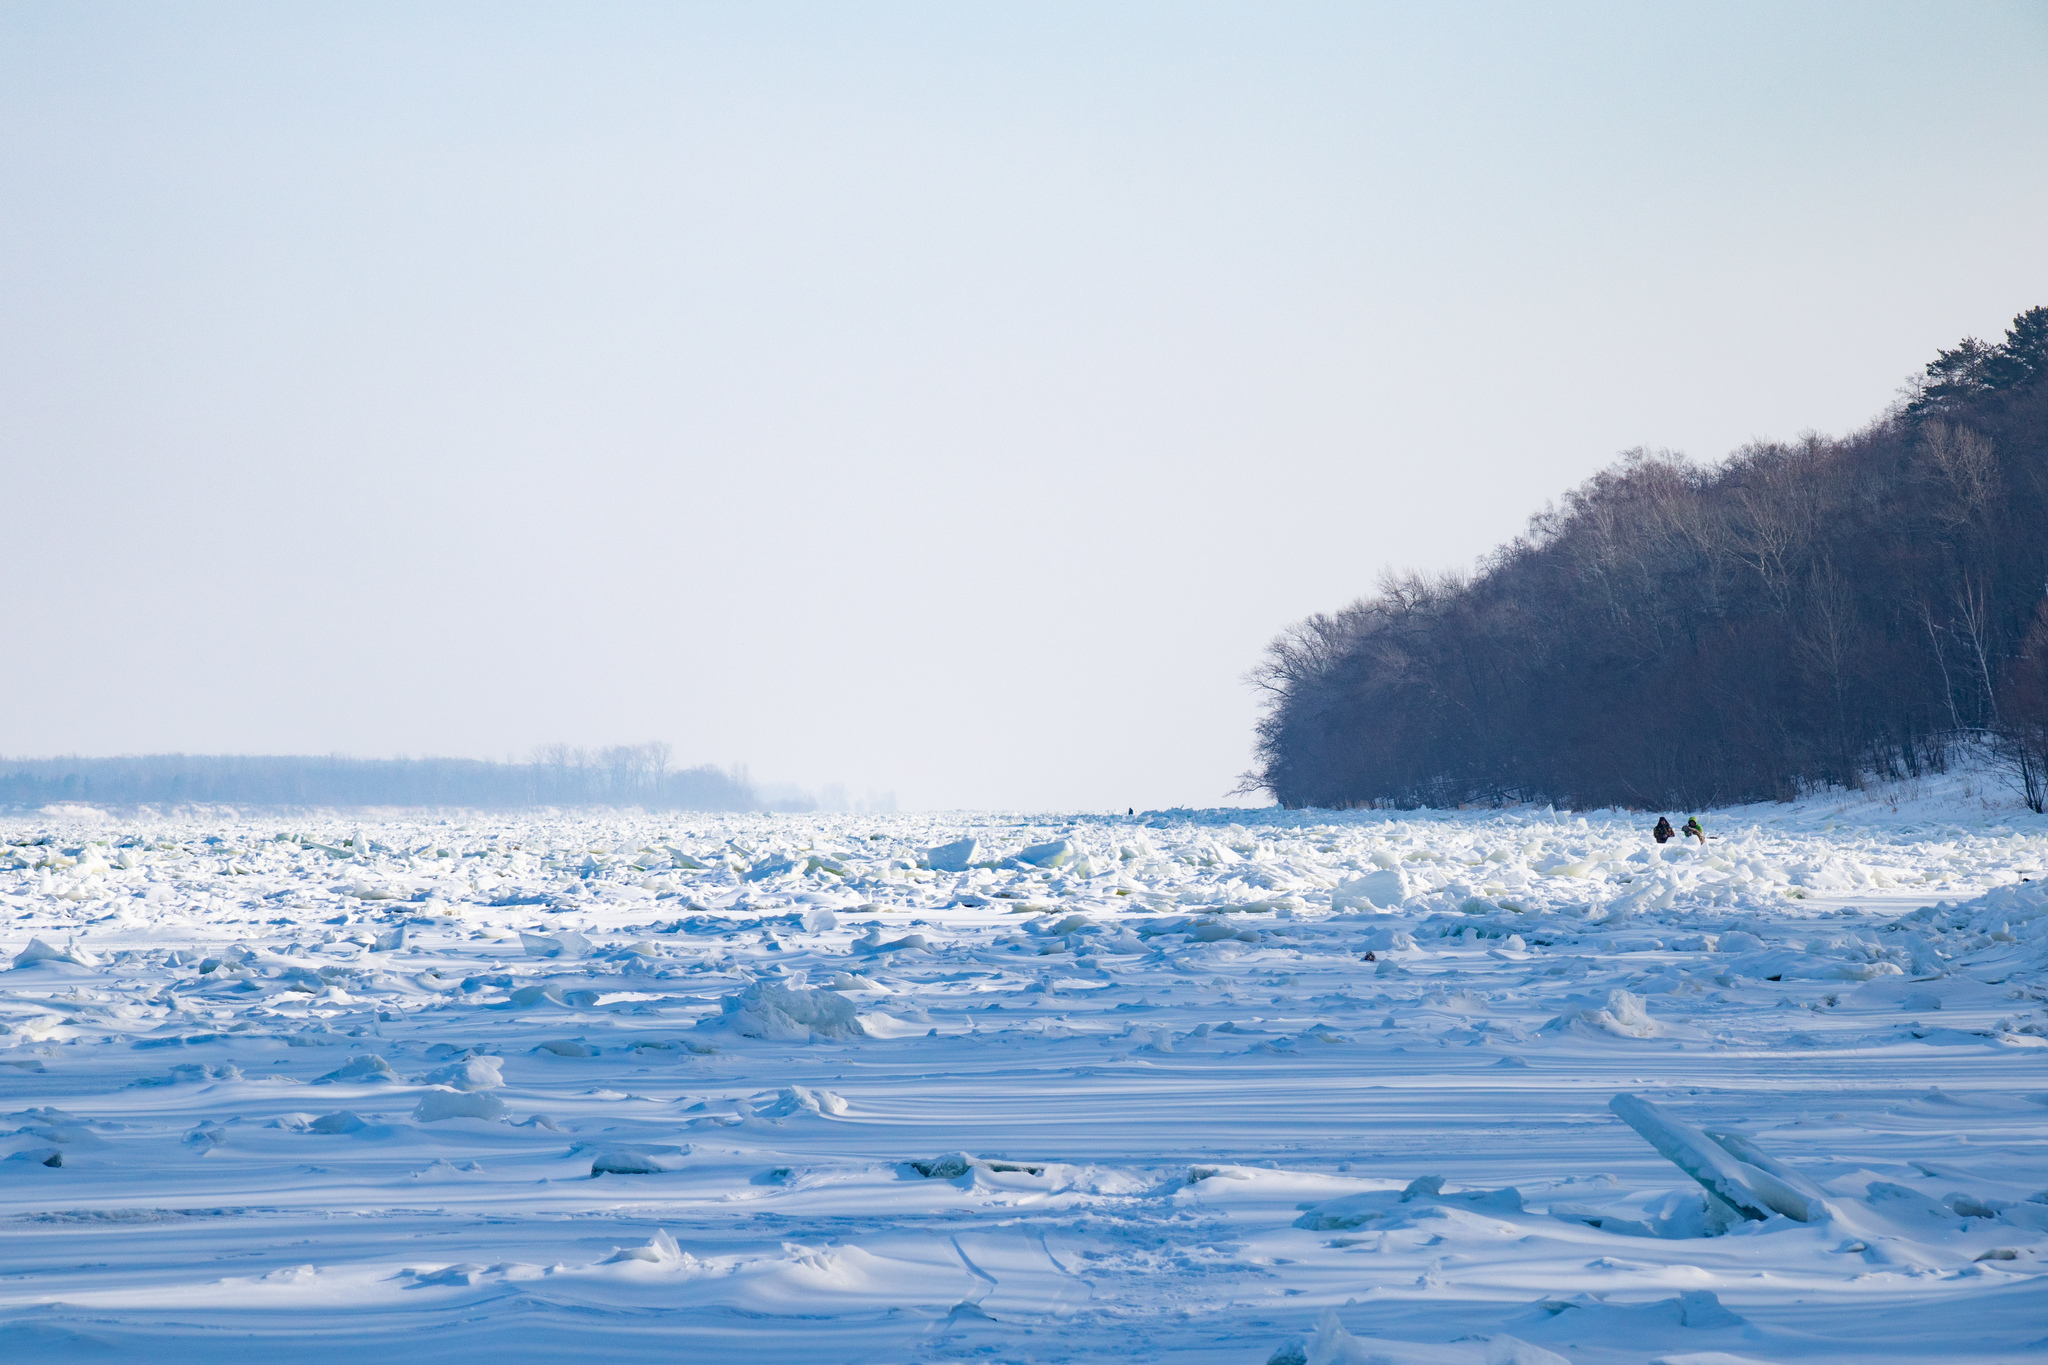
xmin=753 ymin=1084 xmax=849 ymax=1118
xmin=371 ymin=927 xmax=404 ymax=952
xmin=825 ymin=971 xmax=882 ymax=991
xmin=1486 ymin=1337 xmax=1573 ymax=1365
xmin=905 ymin=1152 xmax=1054 ymax=1180
xmin=519 ymin=931 xmax=591 ymax=958
xmin=1699 ymin=1128 xmax=1831 ymax=1216
xmin=603 ymin=1229 xmax=689 ymax=1264
xmin=743 ymin=853 xmax=801 ymax=881
xmin=1016 ymin=839 xmax=1077 ymax=868
xmin=534 ymin=1038 xmax=595 ymax=1057
xmin=508 ymin=982 xmax=598 ymax=1007
xmin=1669 ymin=1290 xmax=1745 ymax=1328
xmin=5 ymin=1147 xmax=63 ymax=1167
xmin=1293 ymin=1195 xmax=1388 ymax=1231
xmin=1608 ymin=1094 xmax=1825 ymax=1222
xmin=708 ymin=981 xmax=868 ymax=1042
xmin=10 ymin=937 xmax=97 ymax=970
xmin=416 ymin=1055 xmax=503 ymax=1091
xmin=315 ymin=1054 xmax=397 ymax=1084
xmin=1264 ymin=1336 xmax=1307 ymax=1365
xmin=1332 ymin=869 xmax=1409 ymax=910
xmin=1286 ymin=1310 xmax=1383 ymax=1365
xmin=925 ymin=838 xmax=980 ymax=872
xmin=855 ymin=932 xmax=929 ymax=955
xmin=1295 ymin=1178 xmax=1520 ymax=1229
xmin=801 ymin=907 xmax=839 ymax=932
xmin=1630 ymin=1187 xmax=1744 ymax=1238
xmin=308 ymin=1110 xmax=369 ymax=1134
xmin=413 ymin=1088 xmax=507 ymax=1122
xmin=587 ymin=1144 xmax=688 ymax=1175
xmin=1546 ymin=989 xmax=1663 ymax=1038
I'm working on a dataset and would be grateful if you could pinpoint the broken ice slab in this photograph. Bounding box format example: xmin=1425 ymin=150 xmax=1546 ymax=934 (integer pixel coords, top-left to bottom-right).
xmin=519 ymin=930 xmax=590 ymax=958
xmin=1014 ymin=839 xmax=1077 ymax=868
xmin=923 ymin=837 xmax=980 ymax=872
xmin=1331 ymin=867 xmax=1409 ymax=911
xmin=1609 ymin=1093 xmax=1828 ymax=1222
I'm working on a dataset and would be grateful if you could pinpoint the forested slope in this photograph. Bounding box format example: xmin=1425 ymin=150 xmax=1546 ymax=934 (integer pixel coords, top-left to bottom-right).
xmin=1248 ymin=307 xmax=2048 ymax=810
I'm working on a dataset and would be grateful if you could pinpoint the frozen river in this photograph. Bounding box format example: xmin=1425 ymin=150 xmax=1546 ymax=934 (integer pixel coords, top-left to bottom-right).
xmin=3 ymin=786 xmax=2045 ymax=1363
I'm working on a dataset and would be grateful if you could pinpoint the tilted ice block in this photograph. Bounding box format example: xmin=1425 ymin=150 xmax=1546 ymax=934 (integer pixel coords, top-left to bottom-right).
xmin=1332 ymin=868 xmax=1409 ymax=910
xmin=924 ymin=838 xmax=980 ymax=872
xmin=1702 ymin=1127 xmax=1831 ymax=1206
xmin=1609 ymin=1094 xmax=1826 ymax=1222
xmin=1015 ymin=839 xmax=1077 ymax=868
xmin=744 ymin=853 xmax=802 ymax=881
xmin=519 ymin=931 xmax=590 ymax=958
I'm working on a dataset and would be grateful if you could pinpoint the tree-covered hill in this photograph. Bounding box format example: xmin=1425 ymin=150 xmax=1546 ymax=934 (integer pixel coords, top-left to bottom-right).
xmin=1247 ymin=307 xmax=2048 ymax=810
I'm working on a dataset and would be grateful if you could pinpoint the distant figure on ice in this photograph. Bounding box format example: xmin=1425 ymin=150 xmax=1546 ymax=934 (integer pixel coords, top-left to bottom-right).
xmin=1653 ymin=816 xmax=1675 ymax=844
xmin=1684 ymin=816 xmax=1706 ymax=845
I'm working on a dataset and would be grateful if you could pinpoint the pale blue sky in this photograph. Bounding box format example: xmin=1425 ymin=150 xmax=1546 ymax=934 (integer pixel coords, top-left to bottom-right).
xmin=3 ymin=3 xmax=2045 ymax=809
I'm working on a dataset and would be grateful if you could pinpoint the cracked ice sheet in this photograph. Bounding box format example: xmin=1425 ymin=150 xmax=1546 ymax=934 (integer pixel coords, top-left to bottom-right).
xmin=0 ymin=785 xmax=2046 ymax=1363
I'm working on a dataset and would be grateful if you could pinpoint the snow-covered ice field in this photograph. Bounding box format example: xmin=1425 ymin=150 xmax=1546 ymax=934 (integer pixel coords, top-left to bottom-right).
xmin=4 ymin=781 xmax=2047 ymax=1363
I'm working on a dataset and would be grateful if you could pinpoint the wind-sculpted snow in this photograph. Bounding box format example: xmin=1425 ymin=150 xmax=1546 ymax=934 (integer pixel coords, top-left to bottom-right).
xmin=2 ymin=794 xmax=2046 ymax=1363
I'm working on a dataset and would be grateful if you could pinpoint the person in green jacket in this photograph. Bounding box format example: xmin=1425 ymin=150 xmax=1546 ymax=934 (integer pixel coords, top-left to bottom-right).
xmin=1683 ymin=816 xmax=1705 ymax=845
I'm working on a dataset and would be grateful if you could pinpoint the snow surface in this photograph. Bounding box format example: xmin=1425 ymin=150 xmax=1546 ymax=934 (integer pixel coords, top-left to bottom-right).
xmin=3 ymin=780 xmax=2047 ymax=1362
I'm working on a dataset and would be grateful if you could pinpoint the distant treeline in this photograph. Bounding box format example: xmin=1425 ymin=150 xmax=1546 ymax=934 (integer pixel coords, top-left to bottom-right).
xmin=1248 ymin=307 xmax=2048 ymax=811
xmin=0 ymin=743 xmax=781 ymax=811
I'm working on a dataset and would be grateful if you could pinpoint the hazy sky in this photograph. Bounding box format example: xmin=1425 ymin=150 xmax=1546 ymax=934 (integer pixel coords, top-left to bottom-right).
xmin=3 ymin=3 xmax=2045 ymax=811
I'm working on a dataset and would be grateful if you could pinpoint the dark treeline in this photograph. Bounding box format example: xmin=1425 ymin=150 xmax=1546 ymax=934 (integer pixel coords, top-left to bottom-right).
xmin=1249 ymin=307 xmax=2048 ymax=811
xmin=0 ymin=743 xmax=773 ymax=811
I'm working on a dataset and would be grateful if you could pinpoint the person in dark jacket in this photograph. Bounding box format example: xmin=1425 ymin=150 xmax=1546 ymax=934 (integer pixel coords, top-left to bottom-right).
xmin=1653 ymin=816 xmax=1675 ymax=844
xmin=1683 ymin=816 xmax=1705 ymax=845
